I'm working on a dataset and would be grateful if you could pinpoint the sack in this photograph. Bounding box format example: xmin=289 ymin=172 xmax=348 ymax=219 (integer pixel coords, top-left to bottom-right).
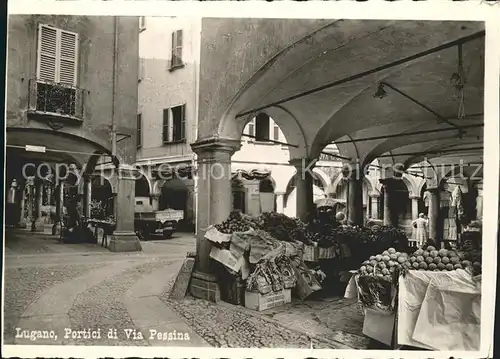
xmin=291 ymin=261 xmax=322 ymax=300
xmin=204 ymin=225 xmax=232 ymax=244
xmin=275 ymin=255 xmax=297 ymax=289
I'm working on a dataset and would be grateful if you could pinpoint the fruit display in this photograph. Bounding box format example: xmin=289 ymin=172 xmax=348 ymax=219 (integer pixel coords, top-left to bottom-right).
xmin=251 ymin=212 xmax=308 ymax=244
xmin=407 ymin=245 xmax=479 ymax=273
xmin=214 ymin=211 xmax=252 ymax=234
xmin=357 ymin=247 xmax=410 ymax=282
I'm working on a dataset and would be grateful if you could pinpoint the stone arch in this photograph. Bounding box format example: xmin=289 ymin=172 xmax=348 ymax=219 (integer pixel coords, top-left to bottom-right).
xmin=330 ymin=172 xmax=344 ymax=196
xmin=273 ymin=165 xmax=297 ymax=194
xmin=135 ymin=167 xmax=153 ymax=195
xmin=363 ymin=175 xmax=375 ymax=195
xmin=227 ymin=106 xmax=308 ymax=160
xmin=259 ymin=176 xmax=276 ymax=193
xmin=312 ymin=168 xmax=330 ymax=193
xmin=135 ymin=175 xmax=151 ymax=197
xmin=401 ymin=174 xmax=418 ymax=198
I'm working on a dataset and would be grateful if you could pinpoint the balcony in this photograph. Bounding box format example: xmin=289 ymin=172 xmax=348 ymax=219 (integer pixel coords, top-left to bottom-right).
xmin=28 ymin=79 xmax=84 ymax=122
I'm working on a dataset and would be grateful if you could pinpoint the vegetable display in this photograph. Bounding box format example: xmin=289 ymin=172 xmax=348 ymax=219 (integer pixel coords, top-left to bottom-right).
xmin=357 ymin=247 xmax=410 ymax=282
xmin=407 ymin=245 xmax=480 ymax=273
xmin=214 ymin=211 xmax=252 ymax=234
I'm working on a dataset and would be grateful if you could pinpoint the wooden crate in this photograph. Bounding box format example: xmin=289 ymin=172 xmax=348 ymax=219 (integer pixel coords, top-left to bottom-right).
xmin=303 ymin=245 xmax=319 ymax=262
xmin=244 ymin=289 xmax=291 ymax=311
xmin=220 ymin=276 xmax=246 ymax=306
xmin=318 ymin=246 xmax=335 ymax=259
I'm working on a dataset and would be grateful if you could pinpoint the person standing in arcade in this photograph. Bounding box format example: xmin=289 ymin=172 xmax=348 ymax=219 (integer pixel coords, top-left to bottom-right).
xmin=412 ymin=213 xmax=429 ymax=248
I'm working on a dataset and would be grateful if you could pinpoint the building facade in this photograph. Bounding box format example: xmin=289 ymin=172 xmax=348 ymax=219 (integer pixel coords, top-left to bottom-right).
xmin=6 ymin=15 xmax=141 ymax=251
xmin=137 ymin=17 xmax=358 ymax=231
xmin=136 ymin=18 xmax=483 ymax=243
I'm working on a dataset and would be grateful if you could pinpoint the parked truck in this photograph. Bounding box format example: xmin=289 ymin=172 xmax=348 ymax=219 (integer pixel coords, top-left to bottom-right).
xmin=134 ymin=197 xmax=184 ymax=240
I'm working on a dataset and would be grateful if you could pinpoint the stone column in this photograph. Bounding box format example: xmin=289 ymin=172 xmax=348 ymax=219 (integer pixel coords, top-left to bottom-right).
xmin=275 ymin=192 xmax=285 ymax=213
xmin=46 ymin=185 xmax=52 ymax=205
xmin=426 ymin=187 xmax=440 ymax=245
xmin=36 ymin=181 xmax=43 ymax=219
xmin=52 ymin=183 xmax=64 ymax=234
xmin=476 ymin=182 xmax=483 ymax=220
xmin=369 ymin=192 xmax=380 ymax=220
xmin=83 ymin=176 xmax=92 ymax=218
xmin=245 ymin=180 xmax=261 ymax=216
xmin=347 ymin=170 xmax=364 ymax=226
xmin=189 ymin=137 xmax=241 ymax=302
xmin=410 ymin=195 xmax=420 ymax=239
xmin=151 ymin=193 xmax=161 ymax=212
xmin=108 ymin=166 xmax=142 ymax=252
xmin=290 ymin=158 xmax=315 ymax=221
xmin=380 ymin=179 xmax=397 ymax=226
xmin=410 ymin=195 xmax=420 ymax=220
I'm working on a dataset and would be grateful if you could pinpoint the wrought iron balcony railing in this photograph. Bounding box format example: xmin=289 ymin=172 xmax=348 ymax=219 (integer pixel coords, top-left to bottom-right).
xmin=28 ymin=79 xmax=84 ymax=121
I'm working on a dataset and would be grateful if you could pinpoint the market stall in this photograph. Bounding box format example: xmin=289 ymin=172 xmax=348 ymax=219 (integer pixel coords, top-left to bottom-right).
xmin=203 ymin=210 xmax=412 ymax=311
xmin=345 ymin=244 xmax=482 ymax=350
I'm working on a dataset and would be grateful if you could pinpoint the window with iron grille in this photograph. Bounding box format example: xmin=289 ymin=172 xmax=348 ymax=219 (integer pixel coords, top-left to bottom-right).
xmin=137 ymin=114 xmax=142 ymax=148
xmin=34 ymin=24 xmax=81 ymax=118
xmin=163 ymin=104 xmax=186 ymax=144
xmin=170 ymin=30 xmax=183 ymax=70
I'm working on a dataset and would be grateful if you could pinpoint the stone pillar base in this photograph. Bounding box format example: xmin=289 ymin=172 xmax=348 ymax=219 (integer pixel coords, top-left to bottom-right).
xmin=189 ymin=271 xmax=220 ymax=302
xmin=52 ymin=222 xmax=62 ymax=236
xmin=18 ymin=220 xmax=28 ymax=229
xmin=108 ymin=231 xmax=142 ymax=252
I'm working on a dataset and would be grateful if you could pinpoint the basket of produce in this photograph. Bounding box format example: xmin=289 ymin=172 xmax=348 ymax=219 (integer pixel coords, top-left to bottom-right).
xmin=205 ymin=211 xmax=254 ymax=246
xmin=355 ymin=247 xmax=410 ymax=311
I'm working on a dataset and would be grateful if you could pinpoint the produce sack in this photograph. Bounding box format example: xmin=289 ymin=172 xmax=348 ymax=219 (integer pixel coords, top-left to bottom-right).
xmin=229 ymin=232 xmax=251 ymax=258
xmin=246 ymin=262 xmax=273 ymax=294
xmin=398 ymin=269 xmax=481 ymax=351
xmin=209 ymin=246 xmax=249 ymax=278
xmin=291 ymin=260 xmax=322 ymax=300
xmin=275 ymin=255 xmax=296 ymax=289
xmin=248 ymin=230 xmax=283 ymax=264
xmin=356 ymin=274 xmax=395 ymax=313
xmin=266 ymin=260 xmax=284 ymax=292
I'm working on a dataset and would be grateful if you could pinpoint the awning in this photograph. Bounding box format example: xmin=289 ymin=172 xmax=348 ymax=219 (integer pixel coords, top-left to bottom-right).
xmin=232 ymin=169 xmax=271 ymax=181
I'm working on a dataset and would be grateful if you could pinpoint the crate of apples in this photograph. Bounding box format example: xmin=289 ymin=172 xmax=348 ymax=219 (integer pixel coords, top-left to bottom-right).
xmin=358 ymin=247 xmax=410 ymax=282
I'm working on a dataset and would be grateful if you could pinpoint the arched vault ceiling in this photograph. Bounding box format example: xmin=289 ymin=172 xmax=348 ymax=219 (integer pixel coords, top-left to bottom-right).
xmin=6 ymin=128 xmax=111 ymax=167
xmin=376 ymin=139 xmax=483 ymax=169
xmin=360 ymin=120 xmax=482 ymax=165
xmin=335 ymin=118 xmax=483 ymax=163
xmin=207 ymin=19 xmax=484 ymax=145
xmin=307 ymin=34 xmax=483 ymax=156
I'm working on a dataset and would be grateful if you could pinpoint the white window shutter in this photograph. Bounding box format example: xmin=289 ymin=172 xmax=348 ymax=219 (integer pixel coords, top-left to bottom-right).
xmin=37 ymin=24 xmax=57 ymax=82
xmin=58 ymin=30 xmax=78 ymax=86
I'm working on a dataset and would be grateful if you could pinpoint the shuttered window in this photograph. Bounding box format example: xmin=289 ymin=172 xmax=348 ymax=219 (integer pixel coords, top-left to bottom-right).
xmin=273 ymin=124 xmax=280 ymax=141
xmin=170 ymin=30 xmax=183 ymax=69
xmin=162 ymin=109 xmax=170 ymax=144
xmin=248 ymin=119 xmax=255 ymax=138
xmin=37 ymin=24 xmax=79 ymax=86
xmin=171 ymin=104 xmax=186 ymax=142
xmin=255 ymin=113 xmax=270 ymax=141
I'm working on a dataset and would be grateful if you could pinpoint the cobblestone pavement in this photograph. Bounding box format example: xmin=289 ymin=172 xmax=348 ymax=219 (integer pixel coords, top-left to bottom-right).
xmin=4 ymin=229 xmax=369 ymax=349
